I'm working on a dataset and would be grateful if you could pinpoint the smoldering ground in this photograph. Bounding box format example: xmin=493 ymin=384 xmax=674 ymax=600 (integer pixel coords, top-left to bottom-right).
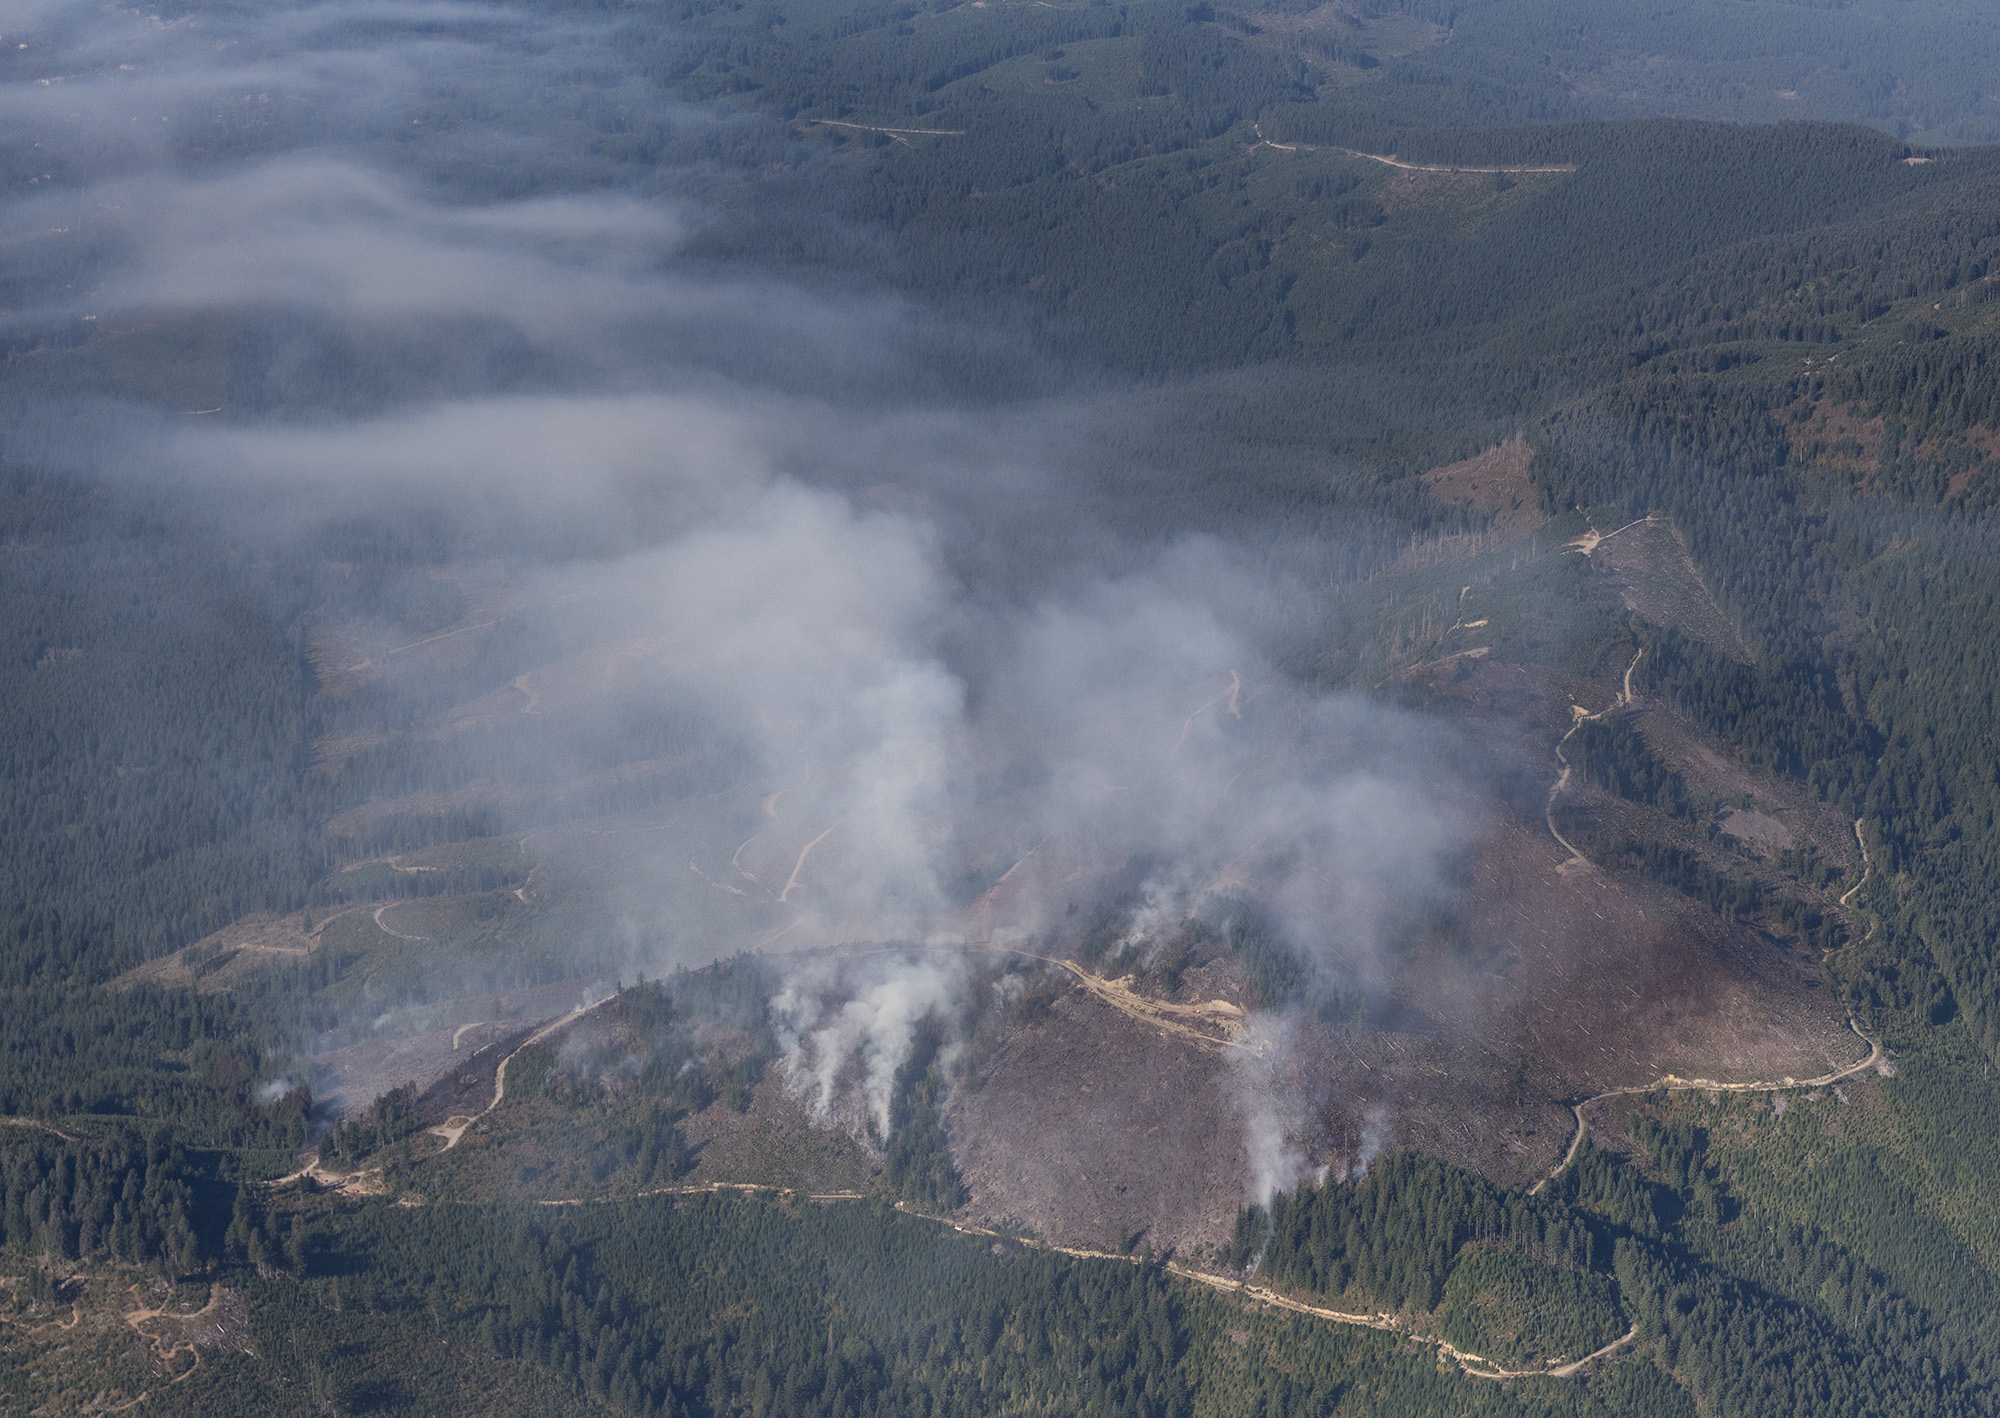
xmin=4 ymin=0 xmax=1487 ymax=1197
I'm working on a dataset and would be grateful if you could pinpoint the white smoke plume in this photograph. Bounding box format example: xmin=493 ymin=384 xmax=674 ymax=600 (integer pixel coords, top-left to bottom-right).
xmin=1232 ymin=1015 xmax=1315 ymax=1206
xmin=771 ymin=952 xmax=968 ymax=1139
xmin=3 ymin=0 xmax=1470 ymax=1194
xmin=1354 ymin=1104 xmax=1394 ymax=1181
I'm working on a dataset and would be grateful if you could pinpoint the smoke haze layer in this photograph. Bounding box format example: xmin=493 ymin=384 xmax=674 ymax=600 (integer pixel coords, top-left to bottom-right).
xmin=4 ymin=0 xmax=1476 ymax=1193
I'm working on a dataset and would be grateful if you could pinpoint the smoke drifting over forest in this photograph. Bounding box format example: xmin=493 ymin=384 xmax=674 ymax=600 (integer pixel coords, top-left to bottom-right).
xmin=5 ymin=0 xmax=1475 ymax=1195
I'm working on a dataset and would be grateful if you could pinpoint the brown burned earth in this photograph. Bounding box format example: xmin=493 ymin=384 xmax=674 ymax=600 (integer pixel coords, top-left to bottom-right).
xmin=893 ymin=447 xmax=1864 ymax=1256
xmin=411 ymin=1027 xmax=539 ymax=1123
xmin=950 ymin=970 xmax=1256 ymax=1259
xmin=221 ymin=457 xmax=1865 ymax=1269
xmin=1562 ymin=701 xmax=1862 ymax=942
xmin=916 ymin=806 xmax=1855 ymax=1259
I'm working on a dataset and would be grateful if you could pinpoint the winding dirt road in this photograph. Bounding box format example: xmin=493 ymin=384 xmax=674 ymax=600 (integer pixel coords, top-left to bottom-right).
xmin=306 ymin=902 xmax=374 ymax=941
xmin=283 ymin=939 xmax=1641 ymax=1380
xmin=384 ymin=619 xmax=500 ymax=658
xmin=1246 ymin=125 xmax=1576 ymax=175
xmin=1827 ymin=816 xmax=1882 ymax=959
xmin=515 ymin=1179 xmax=1630 ymax=1379
xmin=891 ymin=1201 xmax=1628 ymax=1378
xmin=1174 ymin=1266 xmax=1636 ymax=1379
xmin=122 ymin=1284 xmax=225 ymax=1385
xmin=1565 ymin=515 xmax=1655 ymax=557
xmin=778 ymin=823 xmax=842 ymax=903
xmin=1529 ymin=1016 xmax=1885 ymax=1196
xmin=809 ymin=118 xmax=964 ymax=141
xmin=833 ymin=941 xmax=1258 ymax=1053
xmin=1050 ymin=958 xmax=1256 ymax=1052
xmin=1545 ymin=648 xmax=1643 ymax=867
xmin=1170 ymin=670 xmax=1244 ymax=756
xmin=428 ymin=993 xmax=619 ymax=1150
xmin=372 ymin=902 xmax=427 ymax=942
xmin=1839 ymin=817 xmax=1873 ymax=911
xmin=1332 ymin=147 xmax=1577 ymax=176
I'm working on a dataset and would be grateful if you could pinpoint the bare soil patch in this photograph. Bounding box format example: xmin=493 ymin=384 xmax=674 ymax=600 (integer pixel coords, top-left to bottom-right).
xmin=113 ymin=912 xmax=316 ymax=994
xmin=306 ymin=623 xmax=376 ymax=700
xmin=1421 ymin=437 xmax=1545 ymax=541
xmin=326 ymin=757 xmax=709 ymax=846
xmin=1590 ymin=517 xmax=1750 ymax=659
xmin=0 ymin=1269 xmax=222 ymax=1410
xmin=1371 ymin=166 xmax=1546 ymax=216
xmin=1156 ymin=811 xmax=1852 ymax=1200
xmin=325 ymin=784 xmax=523 ymax=842
xmin=446 ymin=636 xmax=673 ymax=730
xmin=1244 ymin=3 xmax=1363 ymax=35
xmin=125 ymin=1284 xmax=245 ymax=1380
xmin=411 ymin=1028 xmax=539 ymax=1126
xmin=1717 ymin=806 xmax=1792 ymax=851
xmin=938 ymin=808 xmax=1850 ymax=1238
xmin=311 ymin=730 xmax=398 ymax=776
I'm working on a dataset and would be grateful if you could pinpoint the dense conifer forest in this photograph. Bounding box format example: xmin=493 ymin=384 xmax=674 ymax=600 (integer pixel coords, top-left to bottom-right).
xmin=12 ymin=0 xmax=2000 ymax=1411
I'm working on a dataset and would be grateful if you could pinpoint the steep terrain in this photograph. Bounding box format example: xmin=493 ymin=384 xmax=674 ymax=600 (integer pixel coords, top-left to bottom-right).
xmin=14 ymin=0 xmax=2000 ymax=1412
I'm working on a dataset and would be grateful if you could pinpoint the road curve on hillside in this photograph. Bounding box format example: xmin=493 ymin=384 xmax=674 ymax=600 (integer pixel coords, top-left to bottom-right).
xmin=429 ymin=993 xmax=620 ymax=1150
xmin=1545 ymin=648 xmax=1643 ymax=867
xmin=1529 ymin=1016 xmax=1884 ymax=1196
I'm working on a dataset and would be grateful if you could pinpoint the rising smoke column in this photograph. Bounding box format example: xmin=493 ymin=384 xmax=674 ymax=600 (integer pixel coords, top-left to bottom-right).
xmin=2 ymin=0 xmax=1469 ymax=1190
